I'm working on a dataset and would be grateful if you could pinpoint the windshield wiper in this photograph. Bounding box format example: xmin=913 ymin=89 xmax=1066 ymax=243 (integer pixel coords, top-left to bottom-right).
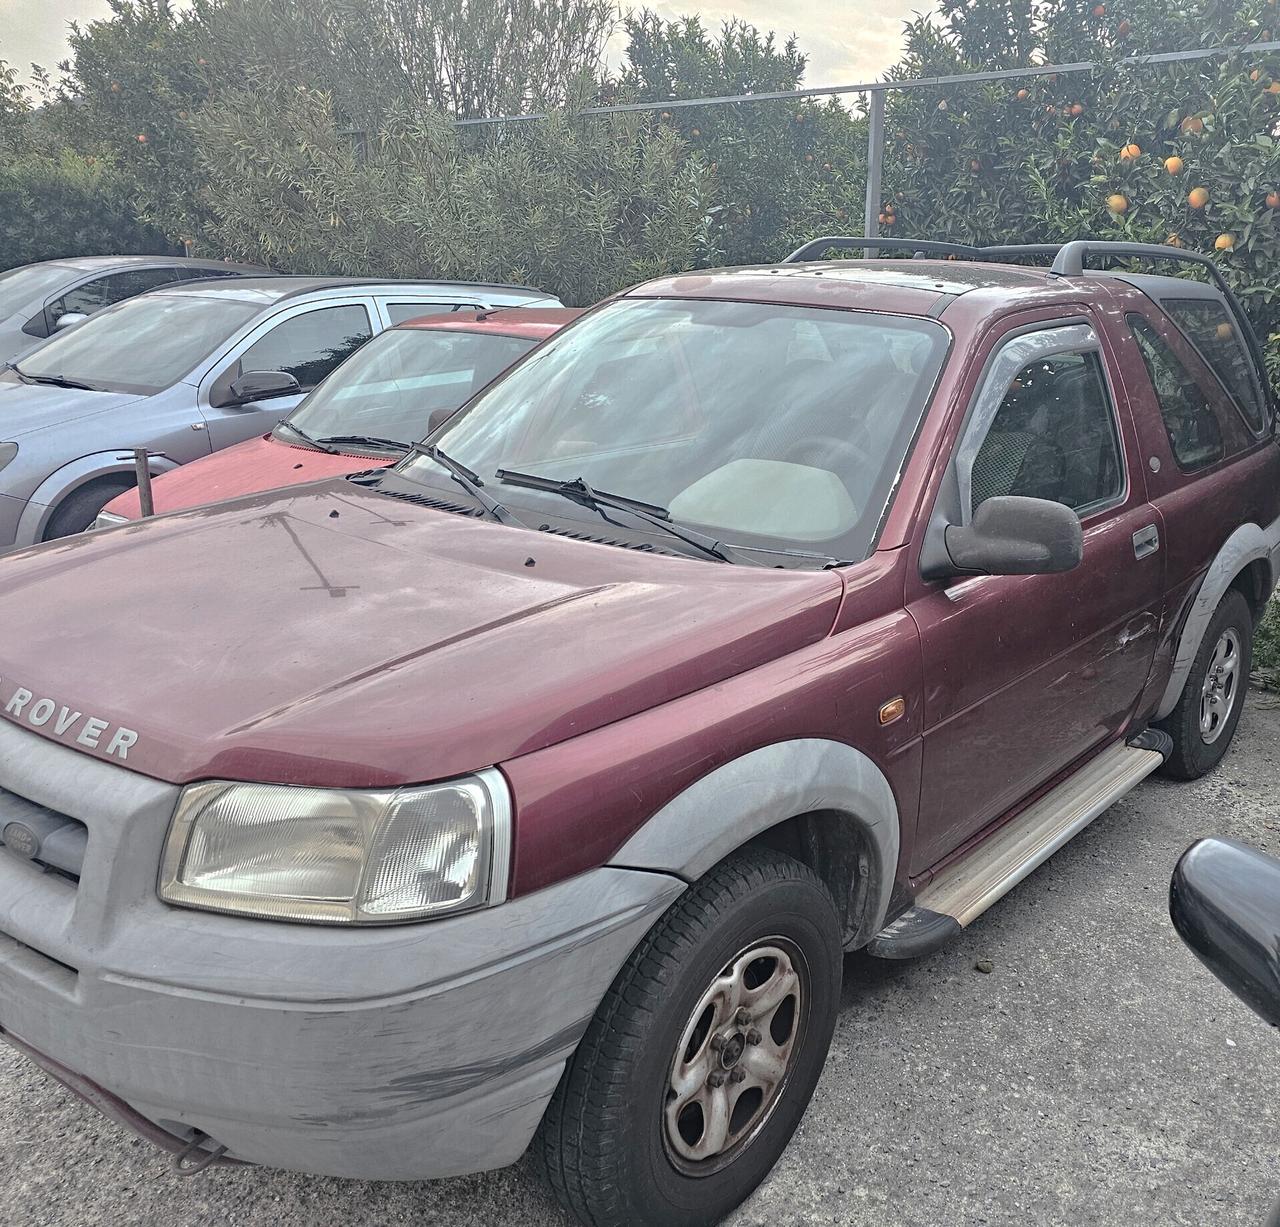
xmin=494 ymin=469 xmax=733 ymax=564
xmin=409 ymin=441 xmax=524 ymax=526
xmin=319 ymin=433 xmax=411 ymax=455
xmin=11 ymin=367 xmax=99 ymax=391
xmin=275 ymin=420 xmax=342 ymax=454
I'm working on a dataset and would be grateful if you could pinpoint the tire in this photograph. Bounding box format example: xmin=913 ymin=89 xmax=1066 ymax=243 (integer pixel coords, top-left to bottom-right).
xmin=1159 ymin=587 xmax=1253 ymax=780
xmin=42 ymin=477 xmax=135 ymax=541
xmin=536 ymin=847 xmax=842 ymax=1227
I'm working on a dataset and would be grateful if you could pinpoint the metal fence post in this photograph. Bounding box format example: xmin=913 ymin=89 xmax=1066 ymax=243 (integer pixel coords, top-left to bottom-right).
xmin=863 ymin=88 xmax=886 ymax=257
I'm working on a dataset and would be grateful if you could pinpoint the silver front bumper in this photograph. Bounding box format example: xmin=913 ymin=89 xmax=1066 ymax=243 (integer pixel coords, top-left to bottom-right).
xmin=0 ymin=717 xmax=684 ymax=1179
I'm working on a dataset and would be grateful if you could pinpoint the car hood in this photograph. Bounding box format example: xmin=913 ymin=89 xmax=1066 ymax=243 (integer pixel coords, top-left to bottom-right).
xmin=105 ymin=433 xmax=398 ymax=518
xmin=0 ymin=481 xmax=842 ymax=787
xmin=0 ymin=375 xmax=146 ymax=438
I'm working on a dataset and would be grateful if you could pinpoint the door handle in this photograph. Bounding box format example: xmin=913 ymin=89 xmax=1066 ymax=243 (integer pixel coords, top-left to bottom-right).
xmin=1132 ymin=524 xmax=1160 ymax=560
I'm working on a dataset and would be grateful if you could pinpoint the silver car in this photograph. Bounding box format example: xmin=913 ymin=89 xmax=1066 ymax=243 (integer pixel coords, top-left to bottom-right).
xmin=0 ymin=276 xmax=562 ymax=549
xmin=0 ymin=255 xmax=270 ymax=363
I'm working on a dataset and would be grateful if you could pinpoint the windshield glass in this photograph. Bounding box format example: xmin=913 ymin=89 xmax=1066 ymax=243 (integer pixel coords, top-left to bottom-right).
xmin=0 ymin=263 xmax=78 ymax=315
xmin=15 ymin=292 xmax=260 ymax=394
xmin=286 ymin=326 xmax=537 ymax=448
xmin=395 ymin=297 xmax=948 ymax=563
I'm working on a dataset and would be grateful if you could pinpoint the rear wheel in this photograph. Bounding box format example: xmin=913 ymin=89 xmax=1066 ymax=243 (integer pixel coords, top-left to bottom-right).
xmin=42 ymin=477 xmax=135 ymax=541
xmin=1160 ymin=588 xmax=1253 ymax=780
xmin=536 ymin=847 xmax=842 ymax=1227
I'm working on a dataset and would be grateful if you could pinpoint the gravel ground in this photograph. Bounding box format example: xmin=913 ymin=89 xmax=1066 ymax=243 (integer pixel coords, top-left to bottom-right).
xmin=2 ymin=694 xmax=1279 ymax=1227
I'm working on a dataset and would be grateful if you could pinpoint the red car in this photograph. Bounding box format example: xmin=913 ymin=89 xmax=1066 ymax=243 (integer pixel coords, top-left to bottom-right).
xmin=95 ymin=307 xmax=581 ymax=524
xmin=0 ymin=240 xmax=1278 ymax=1226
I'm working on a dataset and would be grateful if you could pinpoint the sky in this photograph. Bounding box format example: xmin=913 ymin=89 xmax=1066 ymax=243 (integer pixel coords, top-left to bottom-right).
xmin=1 ymin=0 xmax=924 ymax=92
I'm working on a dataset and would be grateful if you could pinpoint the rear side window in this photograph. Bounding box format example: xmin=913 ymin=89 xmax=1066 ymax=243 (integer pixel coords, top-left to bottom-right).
xmin=1127 ymin=314 xmax=1225 ymax=471
xmin=239 ymin=304 xmax=374 ymax=390
xmin=972 ymin=351 xmax=1123 ymax=515
xmin=1163 ymin=299 xmax=1268 ymax=434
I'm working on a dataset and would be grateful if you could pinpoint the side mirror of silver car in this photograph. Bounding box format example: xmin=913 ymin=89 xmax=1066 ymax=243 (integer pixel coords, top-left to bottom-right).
xmin=1171 ymin=837 xmax=1280 ymax=1029
xmin=54 ymin=312 xmax=89 ymax=331
xmin=227 ymin=369 xmax=302 ymax=407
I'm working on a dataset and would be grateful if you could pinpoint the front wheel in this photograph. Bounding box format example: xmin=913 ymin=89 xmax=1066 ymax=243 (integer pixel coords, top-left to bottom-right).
xmin=536 ymin=847 xmax=842 ymax=1227
xmin=1160 ymin=587 xmax=1254 ymax=780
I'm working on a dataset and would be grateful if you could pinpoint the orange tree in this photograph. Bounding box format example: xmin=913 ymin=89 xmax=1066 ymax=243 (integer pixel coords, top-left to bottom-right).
xmin=879 ymin=0 xmax=1280 ymax=367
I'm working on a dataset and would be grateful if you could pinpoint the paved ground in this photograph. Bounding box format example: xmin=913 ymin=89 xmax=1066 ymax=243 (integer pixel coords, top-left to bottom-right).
xmin=2 ymin=695 xmax=1279 ymax=1227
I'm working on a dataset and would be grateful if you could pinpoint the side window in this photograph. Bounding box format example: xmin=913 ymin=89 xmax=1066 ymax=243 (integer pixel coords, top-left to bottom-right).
xmin=238 ymin=304 xmax=374 ymax=390
xmin=1163 ymin=298 xmax=1268 ymax=434
xmin=385 ymin=302 xmax=468 ymax=325
xmin=49 ymin=267 xmax=180 ymax=324
xmin=971 ymin=350 xmax=1123 ymax=515
xmin=1127 ymin=314 xmax=1225 ymax=471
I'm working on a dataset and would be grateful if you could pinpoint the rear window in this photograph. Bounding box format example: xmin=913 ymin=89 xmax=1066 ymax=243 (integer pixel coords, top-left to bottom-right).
xmin=1163 ymin=299 xmax=1268 ymax=434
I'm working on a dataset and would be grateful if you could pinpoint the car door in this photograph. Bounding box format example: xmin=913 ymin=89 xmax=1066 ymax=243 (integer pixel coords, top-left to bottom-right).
xmin=40 ymin=266 xmax=183 ymax=334
xmin=198 ymin=299 xmax=377 ymax=450
xmin=905 ymin=313 xmax=1164 ymax=875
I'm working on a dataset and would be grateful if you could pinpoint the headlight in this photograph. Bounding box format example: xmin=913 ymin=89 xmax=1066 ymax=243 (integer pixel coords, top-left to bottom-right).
xmin=93 ymin=510 xmax=129 ymax=530
xmin=158 ymin=770 xmax=511 ymax=924
xmin=0 ymin=443 xmax=16 ymax=473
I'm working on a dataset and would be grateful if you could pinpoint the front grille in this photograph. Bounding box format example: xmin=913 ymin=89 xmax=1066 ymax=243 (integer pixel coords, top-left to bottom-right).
xmin=0 ymin=786 xmax=87 ymax=882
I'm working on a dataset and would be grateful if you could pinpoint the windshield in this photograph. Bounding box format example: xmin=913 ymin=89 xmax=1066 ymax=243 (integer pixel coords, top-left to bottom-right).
xmin=14 ymin=292 xmax=260 ymax=394
xmin=285 ymin=326 xmax=537 ymax=449
xmin=395 ymin=297 xmax=948 ymax=563
xmin=0 ymin=263 xmax=78 ymax=316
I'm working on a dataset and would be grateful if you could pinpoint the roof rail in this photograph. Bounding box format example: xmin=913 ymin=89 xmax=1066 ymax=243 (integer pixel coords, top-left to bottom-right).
xmin=783 ymin=236 xmax=982 ymax=262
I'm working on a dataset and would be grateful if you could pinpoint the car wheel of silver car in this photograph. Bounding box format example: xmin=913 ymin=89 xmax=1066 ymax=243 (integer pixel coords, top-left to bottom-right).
xmin=1160 ymin=587 xmax=1254 ymax=780
xmin=536 ymin=846 xmax=842 ymax=1227
xmin=43 ymin=476 xmax=135 ymax=541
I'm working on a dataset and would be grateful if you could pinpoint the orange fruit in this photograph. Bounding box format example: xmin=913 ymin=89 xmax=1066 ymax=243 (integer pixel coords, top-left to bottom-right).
xmin=1188 ymin=186 xmax=1210 ymax=208
xmin=690 ymin=128 xmax=700 ymax=137
xmin=136 ymin=134 xmax=148 ymax=143
xmin=1267 ymin=190 xmax=1280 ymax=208
xmin=1120 ymin=142 xmax=1141 ymax=161
xmin=822 ymin=162 xmax=832 ymax=170
xmin=1107 ymin=193 xmax=1129 ymax=213
xmin=1070 ymin=102 xmax=1085 ymax=115
xmin=1181 ymin=115 xmax=1205 ymax=134
xmin=1164 ymin=156 xmax=1184 ymax=174
xmin=109 ymin=81 xmax=120 ymax=92
xmin=970 ymin=158 xmax=981 ymax=172
xmin=1166 ymin=233 xmax=1184 ymax=247
xmin=1252 ymin=69 xmax=1262 ymax=82
xmin=1116 ymin=18 xmax=1132 ymax=36
xmin=1215 ymin=233 xmax=1236 ymax=250
xmin=1215 ymin=322 xmax=1234 ymax=339
xmin=1016 ymin=88 xmax=1029 ymax=100
xmin=1268 ymin=82 xmax=1280 ymax=95
xmin=1092 ymin=2 xmax=1106 ymax=13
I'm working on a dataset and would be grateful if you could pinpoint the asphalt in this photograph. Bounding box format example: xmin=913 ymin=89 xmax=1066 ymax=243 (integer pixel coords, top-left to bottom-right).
xmin=2 ymin=694 xmax=1278 ymax=1227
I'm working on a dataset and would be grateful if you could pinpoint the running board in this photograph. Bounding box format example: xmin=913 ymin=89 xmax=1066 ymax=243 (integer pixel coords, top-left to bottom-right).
xmin=867 ymin=732 xmax=1170 ymax=960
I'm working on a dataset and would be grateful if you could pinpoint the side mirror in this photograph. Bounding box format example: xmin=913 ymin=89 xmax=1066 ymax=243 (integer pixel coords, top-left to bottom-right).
xmin=938 ymin=495 xmax=1083 ymax=579
xmin=227 ymin=369 xmax=301 ymax=406
xmin=54 ymin=312 xmax=89 ymax=331
xmin=1171 ymin=837 xmax=1280 ymax=1028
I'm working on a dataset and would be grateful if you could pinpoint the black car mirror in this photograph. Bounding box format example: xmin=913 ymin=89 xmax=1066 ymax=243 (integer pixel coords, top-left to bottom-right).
xmin=939 ymin=495 xmax=1083 ymax=579
xmin=1171 ymin=837 xmax=1280 ymax=1029
xmin=227 ymin=369 xmax=302 ymax=407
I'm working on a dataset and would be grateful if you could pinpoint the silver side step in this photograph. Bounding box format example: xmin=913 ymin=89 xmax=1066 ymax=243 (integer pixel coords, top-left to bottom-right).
xmin=867 ymin=735 xmax=1168 ymax=959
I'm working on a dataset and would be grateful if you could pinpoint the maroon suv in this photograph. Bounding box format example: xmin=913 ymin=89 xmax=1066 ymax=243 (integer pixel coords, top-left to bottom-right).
xmin=0 ymin=240 xmax=1276 ymax=1227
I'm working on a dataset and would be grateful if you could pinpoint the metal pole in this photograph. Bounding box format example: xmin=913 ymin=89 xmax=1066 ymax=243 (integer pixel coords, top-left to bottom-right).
xmin=455 ymin=39 xmax=1280 ymax=127
xmin=864 ymin=89 xmax=885 ymax=258
xmin=134 ymin=450 xmax=154 ymax=519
